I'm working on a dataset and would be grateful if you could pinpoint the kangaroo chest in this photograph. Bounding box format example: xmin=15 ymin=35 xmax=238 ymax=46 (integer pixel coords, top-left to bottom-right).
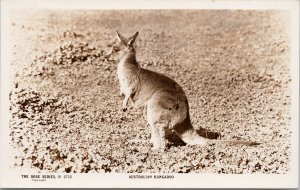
xmin=117 ymin=61 xmax=127 ymax=90
xmin=117 ymin=60 xmax=137 ymax=94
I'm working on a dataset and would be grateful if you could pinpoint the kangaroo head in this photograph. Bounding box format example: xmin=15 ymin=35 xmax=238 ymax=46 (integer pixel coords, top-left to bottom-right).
xmin=105 ymin=31 xmax=139 ymax=60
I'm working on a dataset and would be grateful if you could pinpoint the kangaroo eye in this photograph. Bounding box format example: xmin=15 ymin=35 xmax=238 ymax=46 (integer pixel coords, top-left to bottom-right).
xmin=113 ymin=45 xmax=120 ymax=51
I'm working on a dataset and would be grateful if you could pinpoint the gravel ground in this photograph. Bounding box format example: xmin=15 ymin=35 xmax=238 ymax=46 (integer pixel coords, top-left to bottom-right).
xmin=9 ymin=10 xmax=291 ymax=173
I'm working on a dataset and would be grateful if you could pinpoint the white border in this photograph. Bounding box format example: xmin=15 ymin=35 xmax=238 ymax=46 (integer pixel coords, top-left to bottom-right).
xmin=0 ymin=0 xmax=299 ymax=188
xmin=1 ymin=0 xmax=299 ymax=10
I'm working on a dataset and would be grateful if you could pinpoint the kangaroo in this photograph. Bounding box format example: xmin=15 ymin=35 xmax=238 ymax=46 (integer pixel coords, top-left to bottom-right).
xmin=105 ymin=31 xmax=260 ymax=151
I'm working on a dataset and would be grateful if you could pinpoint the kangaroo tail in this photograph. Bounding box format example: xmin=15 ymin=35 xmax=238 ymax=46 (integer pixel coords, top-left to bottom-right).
xmin=178 ymin=129 xmax=261 ymax=146
xmin=209 ymin=139 xmax=261 ymax=146
xmin=173 ymin=114 xmax=261 ymax=146
xmin=180 ymin=128 xmax=210 ymax=145
xmin=173 ymin=114 xmax=210 ymax=145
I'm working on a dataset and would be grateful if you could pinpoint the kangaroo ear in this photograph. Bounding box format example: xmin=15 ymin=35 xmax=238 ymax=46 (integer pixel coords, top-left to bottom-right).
xmin=127 ymin=31 xmax=139 ymax=46
xmin=116 ymin=31 xmax=126 ymax=43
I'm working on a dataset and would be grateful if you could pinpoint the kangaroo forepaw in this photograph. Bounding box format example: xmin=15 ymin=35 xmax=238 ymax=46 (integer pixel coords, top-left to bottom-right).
xmin=122 ymin=101 xmax=128 ymax=111
xmin=150 ymin=137 xmax=155 ymax=145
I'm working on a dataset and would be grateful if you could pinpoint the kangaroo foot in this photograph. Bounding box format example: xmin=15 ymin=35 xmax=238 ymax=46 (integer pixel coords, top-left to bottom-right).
xmin=151 ymin=145 xmax=165 ymax=152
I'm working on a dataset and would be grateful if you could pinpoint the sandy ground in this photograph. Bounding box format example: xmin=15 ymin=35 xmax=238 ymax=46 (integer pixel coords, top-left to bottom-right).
xmin=8 ymin=10 xmax=291 ymax=173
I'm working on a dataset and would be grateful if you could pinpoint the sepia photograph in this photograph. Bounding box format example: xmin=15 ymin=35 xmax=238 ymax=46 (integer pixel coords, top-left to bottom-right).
xmin=0 ymin=0 xmax=299 ymax=188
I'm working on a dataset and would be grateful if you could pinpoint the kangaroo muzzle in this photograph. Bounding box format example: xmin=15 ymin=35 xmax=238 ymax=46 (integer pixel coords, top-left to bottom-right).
xmin=104 ymin=49 xmax=113 ymax=61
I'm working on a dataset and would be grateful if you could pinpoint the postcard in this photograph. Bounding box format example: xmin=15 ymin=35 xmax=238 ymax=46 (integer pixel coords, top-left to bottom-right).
xmin=0 ymin=0 xmax=299 ymax=188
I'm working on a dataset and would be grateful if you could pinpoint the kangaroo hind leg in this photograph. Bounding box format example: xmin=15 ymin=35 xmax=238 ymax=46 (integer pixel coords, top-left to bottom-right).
xmin=146 ymin=96 xmax=172 ymax=151
xmin=149 ymin=122 xmax=168 ymax=151
xmin=147 ymin=111 xmax=168 ymax=151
